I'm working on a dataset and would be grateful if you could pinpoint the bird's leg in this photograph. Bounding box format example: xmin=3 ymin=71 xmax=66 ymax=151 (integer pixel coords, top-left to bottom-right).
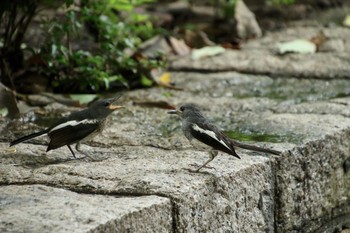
xmin=193 ymin=150 xmax=218 ymax=172
xmin=67 ymin=145 xmax=77 ymax=159
xmin=75 ymin=142 xmax=94 ymax=160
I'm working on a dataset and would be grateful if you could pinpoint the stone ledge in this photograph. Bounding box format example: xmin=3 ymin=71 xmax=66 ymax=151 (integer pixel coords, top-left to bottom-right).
xmin=0 ymin=143 xmax=279 ymax=232
xmin=0 ymin=185 xmax=172 ymax=233
xmin=2 ymin=70 xmax=350 ymax=232
xmin=276 ymin=129 xmax=350 ymax=233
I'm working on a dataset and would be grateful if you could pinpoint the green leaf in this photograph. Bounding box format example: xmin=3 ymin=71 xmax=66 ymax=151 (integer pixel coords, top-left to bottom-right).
xmin=0 ymin=107 xmax=8 ymax=117
xmin=69 ymin=94 xmax=97 ymax=104
xmin=65 ymin=0 xmax=74 ymax=7
xmin=343 ymin=15 xmax=350 ymax=27
xmin=103 ymin=77 xmax=110 ymax=89
xmin=111 ymin=0 xmax=133 ymax=11
xmin=140 ymin=75 xmax=153 ymax=87
xmin=131 ymin=13 xmax=149 ymax=22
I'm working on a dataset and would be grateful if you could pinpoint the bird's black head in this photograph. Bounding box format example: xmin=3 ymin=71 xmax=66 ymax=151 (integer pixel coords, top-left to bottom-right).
xmin=89 ymin=97 xmax=123 ymax=118
xmin=167 ymin=103 xmax=203 ymax=119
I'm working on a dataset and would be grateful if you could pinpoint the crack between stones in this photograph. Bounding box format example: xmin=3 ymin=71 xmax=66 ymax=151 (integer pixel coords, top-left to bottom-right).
xmin=168 ymin=66 xmax=350 ymax=80
xmin=0 ymin=181 xmax=180 ymax=233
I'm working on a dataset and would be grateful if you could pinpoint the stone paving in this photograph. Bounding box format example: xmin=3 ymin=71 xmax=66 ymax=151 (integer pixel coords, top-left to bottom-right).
xmin=1 ymin=25 xmax=350 ymax=232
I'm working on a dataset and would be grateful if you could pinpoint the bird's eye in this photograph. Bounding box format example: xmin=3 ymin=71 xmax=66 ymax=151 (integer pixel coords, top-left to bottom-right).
xmin=179 ymin=106 xmax=185 ymax=111
xmin=104 ymin=102 xmax=110 ymax=107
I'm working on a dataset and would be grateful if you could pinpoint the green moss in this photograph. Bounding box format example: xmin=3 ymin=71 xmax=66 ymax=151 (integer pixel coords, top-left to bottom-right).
xmin=223 ymin=130 xmax=301 ymax=144
xmin=230 ymin=78 xmax=350 ymax=103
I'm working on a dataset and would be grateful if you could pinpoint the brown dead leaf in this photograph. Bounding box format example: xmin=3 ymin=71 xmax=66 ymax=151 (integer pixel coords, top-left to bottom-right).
xmin=182 ymin=29 xmax=215 ymax=48
xmin=26 ymin=54 xmax=48 ymax=67
xmin=138 ymin=35 xmax=190 ymax=58
xmin=168 ymin=37 xmax=191 ymax=56
xmin=309 ymin=31 xmax=327 ymax=50
xmin=138 ymin=35 xmax=172 ymax=57
xmin=133 ymin=100 xmax=176 ymax=109
xmin=151 ymin=69 xmax=183 ymax=90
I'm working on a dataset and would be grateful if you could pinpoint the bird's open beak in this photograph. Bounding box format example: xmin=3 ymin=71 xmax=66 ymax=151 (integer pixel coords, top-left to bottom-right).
xmin=109 ymin=96 xmax=124 ymax=110
xmin=167 ymin=109 xmax=181 ymax=115
xmin=109 ymin=105 xmax=124 ymax=110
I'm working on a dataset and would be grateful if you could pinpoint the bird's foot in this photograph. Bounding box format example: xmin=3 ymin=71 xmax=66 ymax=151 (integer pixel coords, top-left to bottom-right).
xmin=69 ymin=156 xmax=83 ymax=161
xmin=73 ymin=151 xmax=109 ymax=162
xmin=75 ymin=146 xmax=95 ymax=161
xmin=188 ymin=163 xmax=216 ymax=172
xmin=73 ymin=152 xmax=96 ymax=161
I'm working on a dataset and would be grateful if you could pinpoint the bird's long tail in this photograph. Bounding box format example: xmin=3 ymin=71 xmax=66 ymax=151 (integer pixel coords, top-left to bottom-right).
xmin=230 ymin=140 xmax=281 ymax=155
xmin=10 ymin=130 xmax=48 ymax=147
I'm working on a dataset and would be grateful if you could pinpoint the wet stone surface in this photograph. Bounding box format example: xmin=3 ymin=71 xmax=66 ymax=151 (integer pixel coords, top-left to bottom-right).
xmin=2 ymin=25 xmax=350 ymax=233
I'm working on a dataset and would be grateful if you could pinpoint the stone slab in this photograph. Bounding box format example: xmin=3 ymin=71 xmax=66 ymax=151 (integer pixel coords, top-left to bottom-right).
xmin=0 ymin=185 xmax=172 ymax=233
xmin=0 ymin=142 xmax=278 ymax=233
xmin=14 ymin=24 xmax=350 ymax=233
xmin=170 ymin=26 xmax=350 ymax=79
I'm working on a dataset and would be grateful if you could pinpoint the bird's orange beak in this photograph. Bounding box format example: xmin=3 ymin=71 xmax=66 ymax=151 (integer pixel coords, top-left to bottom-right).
xmin=108 ymin=96 xmax=123 ymax=110
xmin=109 ymin=105 xmax=124 ymax=110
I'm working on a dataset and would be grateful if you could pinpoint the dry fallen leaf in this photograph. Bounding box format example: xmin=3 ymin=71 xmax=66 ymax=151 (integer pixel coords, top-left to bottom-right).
xmin=151 ymin=69 xmax=183 ymax=90
xmin=191 ymin=46 xmax=226 ymax=60
xmin=138 ymin=35 xmax=172 ymax=57
xmin=6 ymin=147 xmax=17 ymax=153
xmin=278 ymin=31 xmax=327 ymax=55
xmin=182 ymin=29 xmax=215 ymax=48
xmin=168 ymin=37 xmax=191 ymax=56
xmin=158 ymin=72 xmax=171 ymax=85
xmin=277 ymin=39 xmax=317 ymax=54
xmin=138 ymin=35 xmax=190 ymax=57
xmin=133 ymin=100 xmax=176 ymax=109
xmin=309 ymin=31 xmax=327 ymax=50
xmin=343 ymin=15 xmax=350 ymax=27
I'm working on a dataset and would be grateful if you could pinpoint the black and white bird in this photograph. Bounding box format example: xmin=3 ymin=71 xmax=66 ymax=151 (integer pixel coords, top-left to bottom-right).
xmin=10 ymin=97 xmax=123 ymax=159
xmin=168 ymin=103 xmax=281 ymax=172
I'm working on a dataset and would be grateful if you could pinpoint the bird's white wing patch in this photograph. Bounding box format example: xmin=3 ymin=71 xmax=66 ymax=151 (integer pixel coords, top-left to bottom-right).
xmin=50 ymin=119 xmax=99 ymax=132
xmin=192 ymin=123 xmax=231 ymax=150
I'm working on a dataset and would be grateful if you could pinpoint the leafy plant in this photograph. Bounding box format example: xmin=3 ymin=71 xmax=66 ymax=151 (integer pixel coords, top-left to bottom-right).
xmin=0 ymin=0 xmax=163 ymax=93
xmin=221 ymin=0 xmax=238 ymax=19
xmin=266 ymin=0 xmax=296 ymax=5
xmin=39 ymin=0 xmax=162 ymax=92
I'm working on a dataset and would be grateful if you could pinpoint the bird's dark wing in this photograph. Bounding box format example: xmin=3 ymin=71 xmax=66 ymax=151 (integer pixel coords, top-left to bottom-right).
xmin=47 ymin=120 xmax=100 ymax=151
xmin=189 ymin=122 xmax=240 ymax=159
xmin=47 ymin=108 xmax=92 ymax=130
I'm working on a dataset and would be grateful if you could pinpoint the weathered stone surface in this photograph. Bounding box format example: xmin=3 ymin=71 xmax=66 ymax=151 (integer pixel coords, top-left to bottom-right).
xmin=2 ymin=24 xmax=350 ymax=232
xmin=276 ymin=131 xmax=350 ymax=233
xmin=170 ymin=26 xmax=350 ymax=79
xmin=0 ymin=142 xmax=279 ymax=233
xmin=0 ymin=185 xmax=172 ymax=233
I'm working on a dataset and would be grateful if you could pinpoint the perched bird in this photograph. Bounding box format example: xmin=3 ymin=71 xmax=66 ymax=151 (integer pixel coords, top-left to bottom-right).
xmin=10 ymin=97 xmax=123 ymax=159
xmin=168 ymin=103 xmax=281 ymax=172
